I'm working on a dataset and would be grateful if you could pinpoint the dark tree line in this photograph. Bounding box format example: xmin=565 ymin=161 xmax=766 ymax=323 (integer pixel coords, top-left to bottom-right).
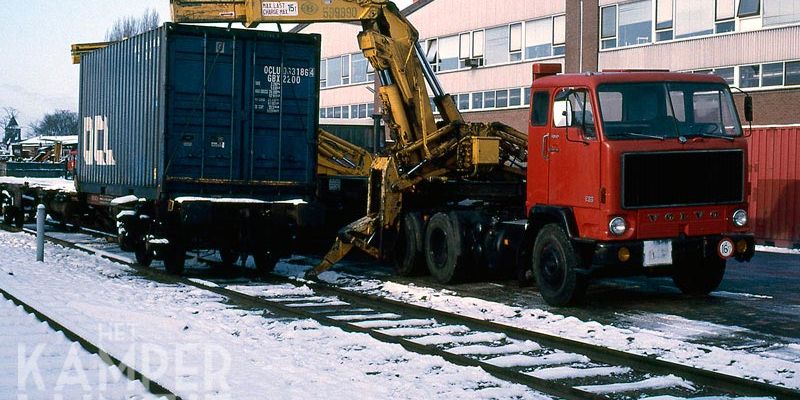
xmin=28 ymin=110 xmax=80 ymax=137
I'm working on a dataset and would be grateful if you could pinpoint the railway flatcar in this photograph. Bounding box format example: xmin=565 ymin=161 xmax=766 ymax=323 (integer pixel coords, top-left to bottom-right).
xmin=2 ymin=23 xmax=323 ymax=275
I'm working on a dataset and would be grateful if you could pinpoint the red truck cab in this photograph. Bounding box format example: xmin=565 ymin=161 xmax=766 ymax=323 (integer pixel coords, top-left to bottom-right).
xmin=525 ymin=64 xmax=754 ymax=305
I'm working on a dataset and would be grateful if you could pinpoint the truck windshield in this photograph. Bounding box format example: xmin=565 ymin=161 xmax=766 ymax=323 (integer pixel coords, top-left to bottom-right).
xmin=597 ymin=82 xmax=743 ymax=140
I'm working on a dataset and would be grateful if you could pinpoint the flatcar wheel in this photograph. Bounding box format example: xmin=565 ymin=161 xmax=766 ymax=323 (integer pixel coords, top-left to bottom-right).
xmin=13 ymin=209 xmax=24 ymax=229
xmin=164 ymin=244 xmax=186 ymax=275
xmin=134 ymin=243 xmax=153 ymax=268
xmin=219 ymin=250 xmax=239 ymax=267
xmin=2 ymin=208 xmax=12 ymax=225
xmin=253 ymin=251 xmax=278 ymax=277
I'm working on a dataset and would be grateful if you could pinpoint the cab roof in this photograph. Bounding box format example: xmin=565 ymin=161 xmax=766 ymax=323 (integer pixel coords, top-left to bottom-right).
xmin=532 ymin=70 xmax=728 ymax=88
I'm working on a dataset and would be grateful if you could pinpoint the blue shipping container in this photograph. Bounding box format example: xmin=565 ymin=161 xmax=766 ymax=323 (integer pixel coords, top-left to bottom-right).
xmin=78 ymin=23 xmax=321 ymax=200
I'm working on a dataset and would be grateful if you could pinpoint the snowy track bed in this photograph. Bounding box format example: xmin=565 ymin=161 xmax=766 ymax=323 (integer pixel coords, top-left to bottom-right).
xmin=0 ymin=227 xmax=544 ymax=399
xmin=4 ymin=224 xmax=800 ymax=399
xmin=0 ymin=289 xmax=166 ymax=399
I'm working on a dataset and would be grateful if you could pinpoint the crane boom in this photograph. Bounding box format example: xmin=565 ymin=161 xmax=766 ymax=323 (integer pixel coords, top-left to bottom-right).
xmin=169 ymin=0 xmax=528 ymax=277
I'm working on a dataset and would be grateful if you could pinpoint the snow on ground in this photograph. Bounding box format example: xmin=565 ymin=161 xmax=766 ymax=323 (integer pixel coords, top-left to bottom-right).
xmin=756 ymin=245 xmax=800 ymax=255
xmin=0 ymin=177 xmax=76 ymax=193
xmin=270 ymin=262 xmax=800 ymax=389
xmin=0 ymin=295 xmax=161 ymax=399
xmin=0 ymin=231 xmax=547 ymax=399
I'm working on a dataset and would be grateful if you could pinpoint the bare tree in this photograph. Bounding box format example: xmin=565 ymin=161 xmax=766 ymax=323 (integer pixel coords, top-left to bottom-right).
xmin=29 ymin=110 xmax=80 ymax=138
xmin=106 ymin=8 xmax=160 ymax=41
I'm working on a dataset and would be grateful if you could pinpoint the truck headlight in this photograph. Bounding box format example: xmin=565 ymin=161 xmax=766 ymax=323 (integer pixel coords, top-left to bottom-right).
xmin=609 ymin=217 xmax=627 ymax=236
xmin=732 ymin=209 xmax=748 ymax=227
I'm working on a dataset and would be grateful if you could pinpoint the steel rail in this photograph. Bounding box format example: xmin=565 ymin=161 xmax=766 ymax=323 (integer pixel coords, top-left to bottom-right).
xmin=0 ymin=287 xmax=179 ymax=400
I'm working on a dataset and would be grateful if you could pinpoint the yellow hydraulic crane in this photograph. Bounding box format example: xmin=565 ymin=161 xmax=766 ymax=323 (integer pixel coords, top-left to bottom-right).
xmin=168 ymin=0 xmax=528 ymax=277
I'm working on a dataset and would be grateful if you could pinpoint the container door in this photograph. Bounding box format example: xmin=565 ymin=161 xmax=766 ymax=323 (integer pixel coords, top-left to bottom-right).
xmin=166 ymin=33 xmax=243 ymax=182
xmin=245 ymin=39 xmax=318 ymax=184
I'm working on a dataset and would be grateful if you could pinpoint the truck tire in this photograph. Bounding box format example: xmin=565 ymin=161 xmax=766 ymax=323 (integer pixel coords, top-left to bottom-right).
xmin=672 ymin=256 xmax=726 ymax=295
xmin=117 ymin=221 xmax=136 ymax=252
xmin=134 ymin=242 xmax=153 ymax=268
xmin=253 ymin=251 xmax=278 ymax=276
xmin=163 ymin=244 xmax=186 ymax=275
xmin=394 ymin=212 xmax=426 ymax=276
xmin=424 ymin=212 xmax=466 ymax=283
xmin=531 ymin=224 xmax=587 ymax=306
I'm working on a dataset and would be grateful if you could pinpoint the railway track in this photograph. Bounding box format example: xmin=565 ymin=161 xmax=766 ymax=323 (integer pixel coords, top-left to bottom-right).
xmin=0 ymin=286 xmax=177 ymax=400
xmin=4 ymin=222 xmax=800 ymax=399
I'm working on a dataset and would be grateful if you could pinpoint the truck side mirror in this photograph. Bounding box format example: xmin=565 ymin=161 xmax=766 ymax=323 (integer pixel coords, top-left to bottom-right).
xmin=553 ymin=100 xmax=572 ymax=128
xmin=744 ymin=95 xmax=753 ymax=122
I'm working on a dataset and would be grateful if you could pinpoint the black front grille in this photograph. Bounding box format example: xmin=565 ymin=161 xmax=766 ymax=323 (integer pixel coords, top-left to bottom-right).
xmin=622 ymin=150 xmax=744 ymax=209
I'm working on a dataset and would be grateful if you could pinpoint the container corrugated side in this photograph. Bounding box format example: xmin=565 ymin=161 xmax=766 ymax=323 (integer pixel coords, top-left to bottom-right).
xmin=747 ymin=126 xmax=800 ymax=248
xmin=77 ymin=27 xmax=164 ymax=199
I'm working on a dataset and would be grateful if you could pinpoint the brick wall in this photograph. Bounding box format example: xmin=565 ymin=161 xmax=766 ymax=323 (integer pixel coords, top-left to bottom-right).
xmin=734 ymin=89 xmax=800 ymax=126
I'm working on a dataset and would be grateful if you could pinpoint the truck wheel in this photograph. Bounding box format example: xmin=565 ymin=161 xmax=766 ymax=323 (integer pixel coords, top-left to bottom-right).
xmin=531 ymin=224 xmax=587 ymax=306
xmin=672 ymin=257 xmax=726 ymax=295
xmin=134 ymin=242 xmax=153 ymax=267
xmin=163 ymin=244 xmax=186 ymax=275
xmin=253 ymin=251 xmax=278 ymax=276
xmin=424 ymin=212 xmax=465 ymax=283
xmin=394 ymin=212 xmax=426 ymax=276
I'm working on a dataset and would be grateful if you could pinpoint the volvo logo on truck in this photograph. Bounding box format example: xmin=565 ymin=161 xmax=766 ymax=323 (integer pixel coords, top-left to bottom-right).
xmin=83 ymin=115 xmax=116 ymax=166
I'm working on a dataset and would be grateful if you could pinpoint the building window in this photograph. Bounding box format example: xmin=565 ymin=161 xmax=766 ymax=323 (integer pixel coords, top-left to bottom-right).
xmin=525 ymin=17 xmax=553 ymax=58
xmin=738 ymin=0 xmax=761 ymax=16
xmin=619 ymin=0 xmax=652 ymax=46
xmin=472 ymin=92 xmax=483 ymax=109
xmin=656 ymin=0 xmax=674 ymax=41
xmin=714 ymin=67 xmax=735 ymax=85
xmin=485 ymin=26 xmax=509 ymax=66
xmin=367 ymin=103 xmax=374 ymax=116
xmin=320 ymin=59 xmax=327 ymax=88
xmin=439 ymin=35 xmax=460 ymax=71
xmin=553 ymin=15 xmax=566 ymax=55
xmin=340 ymin=55 xmax=350 ymax=85
xmin=787 ymin=61 xmax=800 ymax=85
xmin=351 ymin=53 xmax=368 ymax=83
xmin=601 ymin=1 xmax=652 ymax=49
xmin=740 ymin=65 xmax=761 ymax=88
xmin=496 ymin=90 xmax=509 ymax=108
xmin=764 ymin=0 xmax=800 ymax=26
xmin=675 ymin=0 xmax=715 ymax=39
xmin=458 ymin=94 xmax=470 ymax=110
xmin=715 ymin=0 xmax=736 ymax=33
xmin=483 ymin=91 xmax=496 ymax=108
xmin=509 ymin=23 xmax=523 ymax=62
xmin=761 ymin=62 xmax=784 ymax=86
xmin=472 ymin=30 xmax=485 ymax=59
xmin=601 ymin=5 xmax=618 ymax=48
xmin=531 ymin=91 xmax=550 ymax=126
xmin=426 ymin=38 xmax=439 ymax=71
xmin=327 ymin=56 xmax=342 ymax=87
xmin=509 ymin=88 xmax=522 ymax=106
xmin=524 ymin=89 xmax=531 ymax=105
xmin=459 ymin=33 xmax=471 ymax=68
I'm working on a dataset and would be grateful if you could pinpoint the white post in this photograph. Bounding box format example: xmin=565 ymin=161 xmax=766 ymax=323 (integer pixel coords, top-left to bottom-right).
xmin=36 ymin=204 xmax=45 ymax=262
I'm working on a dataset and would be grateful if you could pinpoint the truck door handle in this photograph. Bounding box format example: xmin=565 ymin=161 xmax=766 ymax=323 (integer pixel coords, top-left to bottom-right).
xmin=541 ymin=134 xmax=550 ymax=160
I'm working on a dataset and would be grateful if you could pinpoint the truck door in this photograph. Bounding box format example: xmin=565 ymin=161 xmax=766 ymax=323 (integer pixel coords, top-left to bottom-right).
xmin=547 ymin=88 xmax=601 ymax=213
xmin=526 ymin=90 xmax=552 ymax=210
